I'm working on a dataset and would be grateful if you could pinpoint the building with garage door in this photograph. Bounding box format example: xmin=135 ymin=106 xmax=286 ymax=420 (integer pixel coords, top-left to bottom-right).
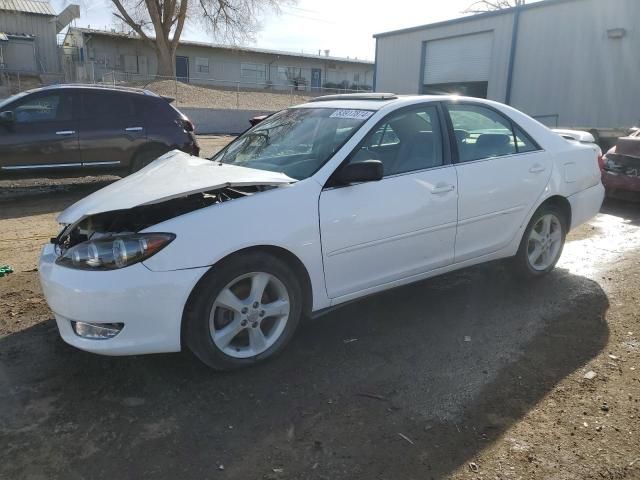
xmin=0 ymin=0 xmax=78 ymax=74
xmin=62 ymin=27 xmax=374 ymax=92
xmin=373 ymin=0 xmax=640 ymax=129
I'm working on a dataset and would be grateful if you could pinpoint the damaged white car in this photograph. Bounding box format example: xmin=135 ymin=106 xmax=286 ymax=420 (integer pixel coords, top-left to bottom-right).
xmin=40 ymin=94 xmax=604 ymax=370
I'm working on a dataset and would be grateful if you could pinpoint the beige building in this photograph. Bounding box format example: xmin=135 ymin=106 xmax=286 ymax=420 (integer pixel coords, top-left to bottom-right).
xmin=62 ymin=27 xmax=374 ymax=92
xmin=0 ymin=0 xmax=78 ymax=73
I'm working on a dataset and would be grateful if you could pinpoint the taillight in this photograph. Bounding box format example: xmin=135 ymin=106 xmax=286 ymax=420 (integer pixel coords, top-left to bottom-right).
xmin=176 ymin=117 xmax=195 ymax=132
xmin=597 ymin=154 xmax=604 ymax=171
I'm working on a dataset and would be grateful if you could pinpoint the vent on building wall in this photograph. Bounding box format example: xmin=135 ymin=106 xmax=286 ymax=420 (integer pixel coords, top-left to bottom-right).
xmin=607 ymin=28 xmax=626 ymax=39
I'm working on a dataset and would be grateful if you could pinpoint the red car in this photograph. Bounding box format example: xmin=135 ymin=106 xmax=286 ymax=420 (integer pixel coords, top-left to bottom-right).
xmin=602 ymin=128 xmax=640 ymax=199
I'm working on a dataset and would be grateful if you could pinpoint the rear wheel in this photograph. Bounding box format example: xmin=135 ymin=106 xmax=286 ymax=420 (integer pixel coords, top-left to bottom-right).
xmin=130 ymin=146 xmax=170 ymax=174
xmin=513 ymin=205 xmax=567 ymax=278
xmin=184 ymin=252 xmax=302 ymax=370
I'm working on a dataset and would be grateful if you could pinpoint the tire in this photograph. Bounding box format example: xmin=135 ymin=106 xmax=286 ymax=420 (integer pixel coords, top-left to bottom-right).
xmin=129 ymin=146 xmax=170 ymax=174
xmin=183 ymin=251 xmax=303 ymax=370
xmin=512 ymin=204 xmax=568 ymax=279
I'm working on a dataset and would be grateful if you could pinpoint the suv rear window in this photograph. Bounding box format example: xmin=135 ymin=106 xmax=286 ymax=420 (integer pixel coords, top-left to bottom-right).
xmin=136 ymin=97 xmax=179 ymax=125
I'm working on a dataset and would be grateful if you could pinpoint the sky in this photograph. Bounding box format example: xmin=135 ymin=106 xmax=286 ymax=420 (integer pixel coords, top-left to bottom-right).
xmin=51 ymin=0 xmax=515 ymax=61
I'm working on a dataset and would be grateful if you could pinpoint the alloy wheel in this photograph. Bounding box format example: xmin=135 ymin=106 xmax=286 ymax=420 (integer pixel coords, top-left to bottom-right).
xmin=526 ymin=213 xmax=563 ymax=271
xmin=209 ymin=272 xmax=290 ymax=358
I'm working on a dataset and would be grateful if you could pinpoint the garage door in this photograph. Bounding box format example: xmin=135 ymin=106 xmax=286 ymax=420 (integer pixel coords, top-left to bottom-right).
xmin=423 ymin=32 xmax=494 ymax=85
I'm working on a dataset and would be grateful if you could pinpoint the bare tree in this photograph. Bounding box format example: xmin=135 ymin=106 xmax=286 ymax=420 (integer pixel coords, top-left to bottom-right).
xmin=111 ymin=0 xmax=289 ymax=77
xmin=463 ymin=0 xmax=526 ymax=14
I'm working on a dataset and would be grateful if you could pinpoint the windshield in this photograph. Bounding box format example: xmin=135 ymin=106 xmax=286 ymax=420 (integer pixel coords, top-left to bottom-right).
xmin=214 ymin=107 xmax=373 ymax=180
xmin=0 ymin=91 xmax=29 ymax=110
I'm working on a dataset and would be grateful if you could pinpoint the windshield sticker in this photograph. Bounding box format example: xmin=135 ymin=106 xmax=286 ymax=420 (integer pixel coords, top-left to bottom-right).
xmin=329 ymin=110 xmax=374 ymax=120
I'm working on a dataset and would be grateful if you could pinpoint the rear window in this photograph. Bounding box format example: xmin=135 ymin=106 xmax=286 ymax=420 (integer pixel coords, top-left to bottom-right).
xmin=136 ymin=97 xmax=179 ymax=124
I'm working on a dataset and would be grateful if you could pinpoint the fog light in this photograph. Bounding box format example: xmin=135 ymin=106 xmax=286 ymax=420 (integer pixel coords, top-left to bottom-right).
xmin=72 ymin=321 xmax=124 ymax=339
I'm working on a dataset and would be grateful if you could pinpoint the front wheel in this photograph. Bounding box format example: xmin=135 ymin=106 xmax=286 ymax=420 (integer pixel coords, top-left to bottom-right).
xmin=184 ymin=252 xmax=302 ymax=370
xmin=512 ymin=205 xmax=567 ymax=278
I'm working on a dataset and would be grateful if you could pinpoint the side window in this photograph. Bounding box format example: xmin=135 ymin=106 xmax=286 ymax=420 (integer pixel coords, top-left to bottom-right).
xmin=81 ymin=91 xmax=135 ymax=120
xmin=350 ymin=106 xmax=444 ymax=176
xmin=514 ymin=126 xmax=539 ymax=153
xmin=448 ymin=104 xmax=516 ymax=162
xmin=137 ymin=97 xmax=175 ymax=125
xmin=14 ymin=94 xmax=72 ymax=124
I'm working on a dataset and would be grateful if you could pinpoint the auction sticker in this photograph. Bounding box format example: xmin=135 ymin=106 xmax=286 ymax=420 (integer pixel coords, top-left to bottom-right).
xmin=329 ymin=110 xmax=374 ymax=120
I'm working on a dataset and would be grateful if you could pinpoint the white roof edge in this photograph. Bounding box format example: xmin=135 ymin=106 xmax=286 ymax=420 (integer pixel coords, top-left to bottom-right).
xmin=70 ymin=27 xmax=374 ymax=65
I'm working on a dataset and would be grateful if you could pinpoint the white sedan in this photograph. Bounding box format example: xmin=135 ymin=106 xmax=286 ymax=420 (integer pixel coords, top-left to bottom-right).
xmin=39 ymin=94 xmax=604 ymax=370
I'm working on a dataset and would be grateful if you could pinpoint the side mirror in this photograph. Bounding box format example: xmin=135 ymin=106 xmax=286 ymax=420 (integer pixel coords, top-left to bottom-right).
xmin=0 ymin=111 xmax=14 ymax=124
xmin=337 ymin=160 xmax=384 ymax=185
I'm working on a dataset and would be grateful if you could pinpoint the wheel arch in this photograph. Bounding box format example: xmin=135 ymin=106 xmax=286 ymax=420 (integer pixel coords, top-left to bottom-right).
xmin=538 ymin=194 xmax=572 ymax=228
xmin=129 ymin=141 xmax=172 ymax=171
xmin=180 ymin=245 xmax=314 ymax=342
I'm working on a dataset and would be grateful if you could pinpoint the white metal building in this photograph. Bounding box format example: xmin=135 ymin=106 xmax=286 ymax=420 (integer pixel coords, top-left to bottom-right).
xmin=373 ymin=0 xmax=640 ymax=129
xmin=62 ymin=27 xmax=374 ymax=91
xmin=0 ymin=0 xmax=78 ymax=73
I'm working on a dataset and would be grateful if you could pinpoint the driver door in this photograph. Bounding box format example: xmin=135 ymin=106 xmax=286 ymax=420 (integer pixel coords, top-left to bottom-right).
xmin=319 ymin=104 xmax=458 ymax=299
xmin=0 ymin=91 xmax=80 ymax=170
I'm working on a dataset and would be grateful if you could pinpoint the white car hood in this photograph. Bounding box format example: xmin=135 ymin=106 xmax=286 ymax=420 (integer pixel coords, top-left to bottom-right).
xmin=58 ymin=150 xmax=296 ymax=224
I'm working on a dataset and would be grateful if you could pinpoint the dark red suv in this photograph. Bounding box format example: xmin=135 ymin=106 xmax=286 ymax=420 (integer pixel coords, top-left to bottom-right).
xmin=0 ymin=84 xmax=199 ymax=175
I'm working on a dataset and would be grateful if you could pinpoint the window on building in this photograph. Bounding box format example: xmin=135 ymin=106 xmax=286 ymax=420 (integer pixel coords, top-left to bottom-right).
xmin=353 ymin=73 xmax=360 ymax=83
xmin=123 ymin=55 xmax=138 ymax=74
xmin=240 ymin=63 xmax=267 ymax=84
xmin=196 ymin=57 xmax=209 ymax=74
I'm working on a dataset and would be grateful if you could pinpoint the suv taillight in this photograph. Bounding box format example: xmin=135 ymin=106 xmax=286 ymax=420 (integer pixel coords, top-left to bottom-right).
xmin=176 ymin=117 xmax=195 ymax=132
xmin=183 ymin=119 xmax=195 ymax=132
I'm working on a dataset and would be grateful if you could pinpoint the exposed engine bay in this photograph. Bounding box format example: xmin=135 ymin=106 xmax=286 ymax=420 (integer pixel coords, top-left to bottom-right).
xmin=53 ymin=186 xmax=261 ymax=252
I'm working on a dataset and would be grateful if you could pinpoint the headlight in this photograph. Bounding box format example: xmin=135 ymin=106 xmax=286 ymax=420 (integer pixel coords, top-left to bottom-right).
xmin=56 ymin=233 xmax=175 ymax=270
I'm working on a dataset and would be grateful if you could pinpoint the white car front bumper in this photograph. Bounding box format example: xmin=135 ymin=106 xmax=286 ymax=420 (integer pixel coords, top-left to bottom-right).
xmin=39 ymin=243 xmax=208 ymax=356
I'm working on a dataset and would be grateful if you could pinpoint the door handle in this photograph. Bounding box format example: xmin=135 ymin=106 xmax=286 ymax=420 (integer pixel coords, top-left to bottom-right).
xmin=125 ymin=127 xmax=144 ymax=132
xmin=430 ymin=184 xmax=455 ymax=194
xmin=529 ymin=164 xmax=546 ymax=174
xmin=55 ymin=130 xmax=76 ymax=136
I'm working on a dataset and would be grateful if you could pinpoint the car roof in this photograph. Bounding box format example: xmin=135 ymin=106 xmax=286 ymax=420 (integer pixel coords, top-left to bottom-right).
xmin=294 ymin=93 xmax=491 ymax=111
xmin=22 ymin=84 xmax=160 ymax=97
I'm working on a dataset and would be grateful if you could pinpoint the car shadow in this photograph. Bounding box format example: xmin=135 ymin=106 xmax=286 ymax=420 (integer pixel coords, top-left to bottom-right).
xmin=601 ymin=197 xmax=640 ymax=226
xmin=0 ymin=263 xmax=608 ymax=479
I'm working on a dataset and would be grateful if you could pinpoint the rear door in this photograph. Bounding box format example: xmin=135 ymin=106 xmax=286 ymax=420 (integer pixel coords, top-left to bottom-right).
xmin=445 ymin=102 xmax=551 ymax=262
xmin=0 ymin=90 xmax=80 ymax=171
xmin=78 ymin=90 xmax=147 ymax=170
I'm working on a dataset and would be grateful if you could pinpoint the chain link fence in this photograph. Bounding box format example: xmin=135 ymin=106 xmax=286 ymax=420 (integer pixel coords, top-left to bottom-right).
xmin=1 ymin=68 xmax=371 ymax=112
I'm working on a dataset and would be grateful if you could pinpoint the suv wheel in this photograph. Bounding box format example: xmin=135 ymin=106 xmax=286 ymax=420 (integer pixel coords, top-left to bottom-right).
xmin=130 ymin=147 xmax=169 ymax=174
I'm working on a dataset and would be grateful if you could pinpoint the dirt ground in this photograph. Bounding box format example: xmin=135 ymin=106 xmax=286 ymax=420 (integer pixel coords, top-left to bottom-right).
xmin=1 ymin=152 xmax=639 ymax=479
xmin=143 ymin=80 xmax=313 ymax=110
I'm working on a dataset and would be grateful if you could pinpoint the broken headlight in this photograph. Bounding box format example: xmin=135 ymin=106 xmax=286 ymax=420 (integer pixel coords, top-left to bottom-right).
xmin=56 ymin=233 xmax=175 ymax=270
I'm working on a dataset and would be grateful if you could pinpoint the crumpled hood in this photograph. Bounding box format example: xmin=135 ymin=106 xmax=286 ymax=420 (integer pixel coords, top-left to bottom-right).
xmin=58 ymin=150 xmax=296 ymax=224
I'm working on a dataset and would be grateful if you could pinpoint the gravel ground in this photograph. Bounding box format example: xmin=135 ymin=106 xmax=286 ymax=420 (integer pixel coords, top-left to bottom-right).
xmin=144 ymin=80 xmax=313 ymax=110
xmin=0 ymin=168 xmax=639 ymax=479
